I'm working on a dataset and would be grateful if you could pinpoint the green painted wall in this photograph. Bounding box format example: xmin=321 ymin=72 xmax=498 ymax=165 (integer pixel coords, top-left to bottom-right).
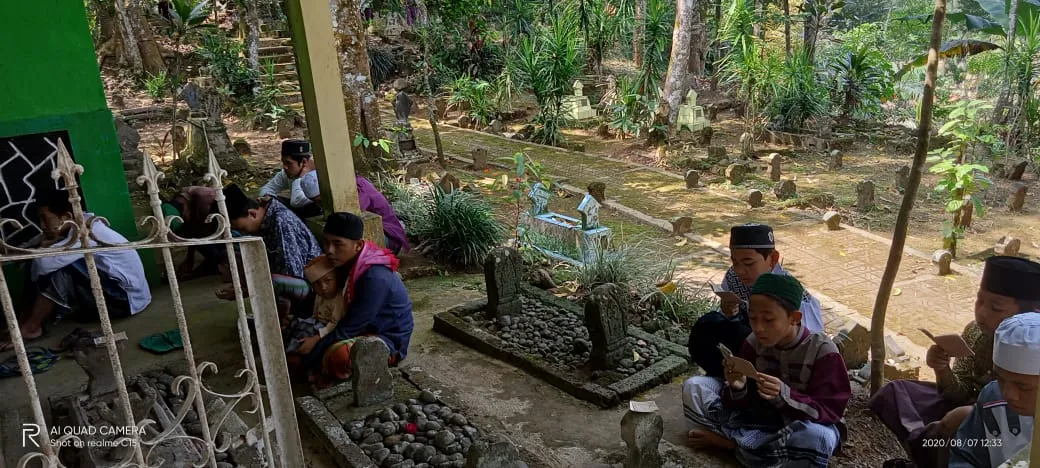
xmin=0 ymin=0 xmax=155 ymax=280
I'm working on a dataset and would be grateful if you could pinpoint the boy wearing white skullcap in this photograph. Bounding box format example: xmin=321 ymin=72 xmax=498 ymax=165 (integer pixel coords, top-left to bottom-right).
xmin=950 ymin=312 xmax=1040 ymax=467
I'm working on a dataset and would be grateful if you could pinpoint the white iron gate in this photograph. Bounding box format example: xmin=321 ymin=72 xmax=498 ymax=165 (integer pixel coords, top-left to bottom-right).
xmin=0 ymin=141 xmax=305 ymax=468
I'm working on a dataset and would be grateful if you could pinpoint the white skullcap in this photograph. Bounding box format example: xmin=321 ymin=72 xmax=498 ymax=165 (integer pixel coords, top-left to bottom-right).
xmin=993 ymin=312 xmax=1040 ymax=376
xmin=301 ymin=171 xmax=321 ymax=199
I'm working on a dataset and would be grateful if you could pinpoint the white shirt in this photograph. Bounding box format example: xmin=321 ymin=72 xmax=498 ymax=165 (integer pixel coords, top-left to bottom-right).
xmin=259 ymin=170 xmax=319 ymax=208
xmin=31 ymin=215 xmax=152 ymax=315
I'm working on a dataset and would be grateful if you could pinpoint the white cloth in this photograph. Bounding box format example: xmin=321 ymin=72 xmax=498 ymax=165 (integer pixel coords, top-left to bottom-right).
xmin=993 ymin=312 xmax=1040 ymax=375
xmin=31 ymin=215 xmax=152 ymax=314
xmin=259 ymin=170 xmax=319 ymax=208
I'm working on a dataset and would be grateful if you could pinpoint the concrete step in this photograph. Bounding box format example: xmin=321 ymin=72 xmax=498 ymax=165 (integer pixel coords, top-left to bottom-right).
xmin=276 ymin=92 xmax=303 ymax=106
xmin=259 ymin=45 xmax=293 ymax=56
xmin=259 ymin=51 xmax=294 ymax=63
xmin=272 ymin=71 xmax=299 ymax=82
xmin=259 ymin=37 xmax=291 ymax=47
xmin=268 ymin=61 xmax=297 ymax=73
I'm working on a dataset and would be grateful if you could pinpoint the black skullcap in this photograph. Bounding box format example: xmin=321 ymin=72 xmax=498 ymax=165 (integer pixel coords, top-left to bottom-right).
xmin=281 ymin=139 xmax=311 ymax=157
xmin=324 ymin=212 xmax=364 ymax=241
xmin=222 ymin=183 xmax=252 ymax=219
xmin=981 ymin=256 xmax=1040 ymax=301
xmin=730 ymin=223 xmax=775 ymax=249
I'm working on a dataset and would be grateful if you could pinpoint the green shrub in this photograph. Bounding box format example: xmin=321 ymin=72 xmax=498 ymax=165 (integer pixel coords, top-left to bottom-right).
xmin=143 ymin=71 xmax=169 ymax=102
xmin=196 ymin=33 xmax=259 ymax=102
xmin=445 ymin=75 xmax=499 ymax=127
xmin=368 ymin=46 xmax=397 ymax=87
xmin=766 ymin=52 xmax=831 ymax=131
xmin=578 ymin=243 xmax=660 ymax=290
xmin=387 ymin=186 xmax=434 ymax=240
xmin=415 ymin=189 xmax=505 ymax=267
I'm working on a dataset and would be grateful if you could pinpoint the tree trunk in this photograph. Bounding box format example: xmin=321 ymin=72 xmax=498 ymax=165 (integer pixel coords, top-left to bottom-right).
xmin=993 ymin=0 xmax=1019 ymax=127
xmin=244 ymin=0 xmax=262 ymax=71
xmin=711 ymin=0 xmax=722 ymax=90
xmin=803 ymin=0 xmax=819 ymax=63
xmin=417 ymin=0 xmax=445 ymax=167
xmin=114 ymin=0 xmax=145 ymax=73
xmin=634 ymin=0 xmax=646 ymax=67
xmin=661 ymin=0 xmax=696 ymax=135
xmin=330 ymin=0 xmax=386 ymax=174
xmin=783 ymin=0 xmax=791 ymax=58
xmin=869 ymin=0 xmax=947 ymax=395
xmin=753 ymin=0 xmax=763 ymax=40
xmin=128 ymin=0 xmax=167 ymax=76
xmin=687 ymin=2 xmax=708 ymax=76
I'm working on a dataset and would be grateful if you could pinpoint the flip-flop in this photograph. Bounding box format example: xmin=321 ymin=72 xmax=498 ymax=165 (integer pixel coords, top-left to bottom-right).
xmin=0 ymin=348 xmax=60 ymax=378
xmin=139 ymin=329 xmax=184 ymax=354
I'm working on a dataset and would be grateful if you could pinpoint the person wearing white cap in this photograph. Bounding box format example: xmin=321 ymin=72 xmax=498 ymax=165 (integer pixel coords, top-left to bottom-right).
xmin=949 ymin=312 xmax=1040 ymax=467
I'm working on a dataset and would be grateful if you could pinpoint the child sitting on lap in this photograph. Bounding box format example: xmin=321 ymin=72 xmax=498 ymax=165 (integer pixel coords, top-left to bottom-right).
xmin=683 ymin=274 xmax=851 ymax=468
xmin=284 ymin=255 xmax=345 ymax=353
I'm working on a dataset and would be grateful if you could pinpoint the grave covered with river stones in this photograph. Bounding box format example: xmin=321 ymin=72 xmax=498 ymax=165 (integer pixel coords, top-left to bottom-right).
xmin=433 ymin=248 xmax=690 ymax=408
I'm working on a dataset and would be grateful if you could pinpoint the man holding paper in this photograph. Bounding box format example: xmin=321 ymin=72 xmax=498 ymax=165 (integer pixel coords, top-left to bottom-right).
xmin=869 ymin=256 xmax=1040 ymax=467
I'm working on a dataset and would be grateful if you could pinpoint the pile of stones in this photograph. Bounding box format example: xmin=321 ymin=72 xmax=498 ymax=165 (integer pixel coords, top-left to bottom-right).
xmin=464 ymin=296 xmax=664 ymax=376
xmin=345 ymin=390 xmax=480 ymax=468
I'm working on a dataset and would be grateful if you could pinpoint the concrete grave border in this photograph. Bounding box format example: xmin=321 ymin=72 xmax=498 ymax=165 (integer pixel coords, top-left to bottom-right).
xmin=433 ymin=284 xmax=690 ymax=408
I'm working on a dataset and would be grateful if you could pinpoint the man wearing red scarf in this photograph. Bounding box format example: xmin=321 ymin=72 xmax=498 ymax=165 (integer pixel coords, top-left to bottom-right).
xmin=298 ymin=212 xmax=414 ymax=380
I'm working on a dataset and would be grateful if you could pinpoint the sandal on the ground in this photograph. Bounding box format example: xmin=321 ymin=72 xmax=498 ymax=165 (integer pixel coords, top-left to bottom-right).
xmin=139 ymin=329 xmax=184 ymax=354
xmin=0 ymin=330 xmax=47 ymax=352
xmin=0 ymin=348 xmax=60 ymax=378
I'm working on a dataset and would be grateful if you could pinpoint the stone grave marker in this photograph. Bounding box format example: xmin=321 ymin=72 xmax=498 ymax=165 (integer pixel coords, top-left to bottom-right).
xmin=1006 ymin=160 xmax=1028 ymax=181
xmin=767 ymin=153 xmax=782 ymax=181
xmin=747 ymin=189 xmax=764 ymax=208
xmin=994 ymin=236 xmax=1021 ymax=256
xmin=351 ymin=336 xmax=394 ymax=407
xmin=406 ymin=164 xmax=422 ymax=181
xmin=823 ymin=211 xmax=842 ymax=231
xmin=489 ymin=119 xmax=504 ymax=134
xmin=895 ymin=165 xmax=910 ymax=192
xmin=725 ymin=163 xmax=747 ymax=185
xmin=621 ymin=406 xmax=664 ymax=468
xmin=774 ymin=180 xmax=797 ymax=201
xmin=1008 ymin=183 xmax=1027 ymax=212
xmin=464 ymin=440 xmax=526 ymax=468
xmin=394 ymin=91 xmax=414 ymax=125
xmin=179 ymin=82 xmax=203 ymax=111
xmin=71 ymin=331 xmax=128 ymax=398
xmin=684 ymin=170 xmax=700 ymax=189
xmin=528 ymin=182 xmax=551 ymax=216
xmin=472 ymin=147 xmax=489 ymax=170
xmin=232 ymin=138 xmax=251 ymax=156
xmin=960 ymin=197 xmax=974 ymax=227
xmin=671 ymin=216 xmax=693 ymax=236
xmin=578 ymin=194 xmax=602 ymax=230
xmin=933 ymin=250 xmax=953 ymax=276
xmin=739 ymin=132 xmax=754 ymax=159
xmin=698 ymin=126 xmax=713 ymax=146
xmin=584 ymin=283 xmax=630 ymax=370
xmin=829 ymin=150 xmax=843 ymax=170
xmin=458 ymin=115 xmax=472 ymax=128
xmin=832 ymin=322 xmax=870 ymax=369
xmin=439 ymin=172 xmax=461 ymax=193
xmin=707 ymin=146 xmax=726 ymax=160
xmin=588 ymin=182 xmax=606 ymax=203
xmin=856 ymin=180 xmax=876 ymax=212
xmin=485 ymin=247 xmax=522 ymax=318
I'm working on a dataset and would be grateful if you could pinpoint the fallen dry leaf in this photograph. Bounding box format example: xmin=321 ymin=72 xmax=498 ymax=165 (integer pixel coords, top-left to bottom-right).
xmin=674 ymin=238 xmax=689 ymax=247
xmin=893 ymin=288 xmax=902 ymax=296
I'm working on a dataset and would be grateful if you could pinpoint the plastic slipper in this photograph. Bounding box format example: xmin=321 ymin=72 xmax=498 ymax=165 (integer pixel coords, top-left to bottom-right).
xmin=139 ymin=329 xmax=184 ymax=354
xmin=0 ymin=348 xmax=60 ymax=378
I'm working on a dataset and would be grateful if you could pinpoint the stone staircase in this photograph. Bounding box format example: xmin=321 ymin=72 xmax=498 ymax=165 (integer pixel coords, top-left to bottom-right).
xmin=257 ymin=35 xmax=303 ymax=107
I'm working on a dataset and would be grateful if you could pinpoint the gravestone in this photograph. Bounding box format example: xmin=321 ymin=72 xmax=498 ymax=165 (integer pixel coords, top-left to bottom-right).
xmin=114 ymin=117 xmax=144 ymax=185
xmin=179 ymin=82 xmax=203 ymax=111
xmin=856 ymin=180 xmax=876 ymax=212
xmin=70 ymin=331 xmax=126 ymax=398
xmin=823 ymin=211 xmax=842 ymax=231
xmin=829 ymin=150 xmax=843 ymax=170
xmin=994 ymin=236 xmax=1021 ymax=256
xmin=588 ymin=182 xmax=606 ymax=203
xmin=438 ymin=172 xmax=461 ymax=194
xmin=351 ymin=336 xmax=394 ymax=407
xmin=933 ymin=250 xmax=953 ymax=276
xmin=707 ymin=146 xmax=726 ymax=160
xmin=671 ymin=216 xmax=693 ymax=236
xmin=596 ymin=123 xmax=611 ymax=138
xmin=394 ymin=91 xmax=414 ymax=125
xmin=277 ymin=118 xmax=294 ymax=139
xmin=1006 ymin=161 xmax=1028 ymax=181
xmin=584 ymin=283 xmax=630 ymax=370
xmin=458 ymin=115 xmax=472 ymax=128
xmin=1008 ymin=183 xmax=1027 ymax=212
xmin=725 ymin=163 xmax=747 ymax=185
xmin=620 ymin=408 xmax=664 ymax=468
xmin=747 ymin=189 xmax=764 ymax=208
xmin=171 ymin=125 xmax=187 ymax=153
xmin=739 ymin=132 xmax=754 ymax=159
xmin=528 ymin=182 xmax=551 ymax=216
xmin=464 ymin=440 xmax=526 ymax=468
xmin=471 ymin=147 xmax=489 ymax=170
xmin=698 ymin=126 xmax=713 ymax=146
xmin=489 ymin=119 xmax=504 ymax=134
xmin=577 ymin=194 xmax=602 ymax=230
xmin=895 ymin=165 xmax=910 ymax=192
xmin=405 ymin=164 xmax=422 ymax=181
xmin=832 ymin=323 xmax=870 ymax=369
xmin=484 ymin=247 xmax=522 ymax=318
xmin=767 ymin=153 xmax=781 ymax=181
xmin=773 ymin=180 xmax=797 ymax=201
xmin=684 ymin=170 xmax=700 ymax=189
xmin=232 ymin=138 xmax=251 ymax=156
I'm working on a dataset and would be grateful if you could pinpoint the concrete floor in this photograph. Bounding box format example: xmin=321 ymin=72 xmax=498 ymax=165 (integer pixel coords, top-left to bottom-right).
xmin=0 ymin=273 xmax=729 ymax=468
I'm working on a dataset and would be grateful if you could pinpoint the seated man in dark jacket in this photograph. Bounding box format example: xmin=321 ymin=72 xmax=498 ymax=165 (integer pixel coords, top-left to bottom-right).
xmin=297 ymin=212 xmax=414 ymax=381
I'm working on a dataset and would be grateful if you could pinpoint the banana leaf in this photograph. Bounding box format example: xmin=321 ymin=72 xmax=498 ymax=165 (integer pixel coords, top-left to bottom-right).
xmin=897 ymin=0 xmax=1040 ymax=36
xmin=895 ymin=39 xmax=1002 ymax=80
